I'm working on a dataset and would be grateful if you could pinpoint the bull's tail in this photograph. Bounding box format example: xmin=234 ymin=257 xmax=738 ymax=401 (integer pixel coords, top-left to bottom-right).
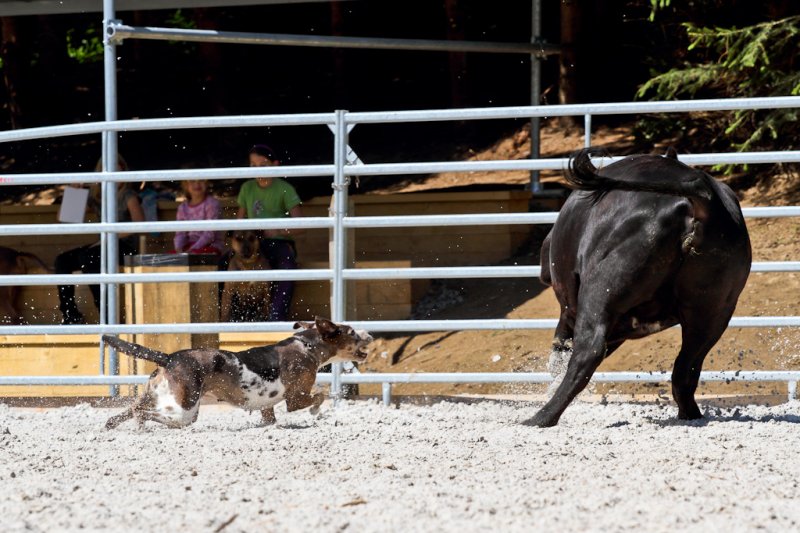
xmin=102 ymin=335 xmax=171 ymax=367
xmin=567 ymin=148 xmax=713 ymax=201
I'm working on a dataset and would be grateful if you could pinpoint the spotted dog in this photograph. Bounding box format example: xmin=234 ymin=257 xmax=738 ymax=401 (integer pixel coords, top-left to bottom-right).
xmin=103 ymin=317 xmax=373 ymax=429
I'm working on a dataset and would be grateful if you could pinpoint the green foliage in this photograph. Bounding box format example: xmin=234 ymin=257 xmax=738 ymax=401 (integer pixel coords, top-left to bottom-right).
xmin=66 ymin=25 xmax=104 ymax=64
xmin=637 ymin=15 xmax=800 ymax=161
xmin=166 ymin=9 xmax=197 ymax=30
xmin=165 ymin=10 xmax=198 ymax=55
xmin=649 ymin=0 xmax=672 ymax=21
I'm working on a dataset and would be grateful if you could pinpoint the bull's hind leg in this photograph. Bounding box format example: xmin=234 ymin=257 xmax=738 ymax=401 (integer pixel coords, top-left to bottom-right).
xmin=547 ymin=316 xmax=575 ymax=378
xmin=671 ymin=314 xmax=731 ymax=420
xmin=525 ymin=313 xmax=611 ymax=427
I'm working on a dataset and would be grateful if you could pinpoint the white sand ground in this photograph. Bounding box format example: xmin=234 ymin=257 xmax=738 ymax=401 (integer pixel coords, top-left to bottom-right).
xmin=1 ymin=398 xmax=799 ymax=533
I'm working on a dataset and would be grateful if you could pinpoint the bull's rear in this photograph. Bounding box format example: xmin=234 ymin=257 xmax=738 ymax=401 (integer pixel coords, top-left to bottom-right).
xmin=527 ymin=148 xmax=751 ymax=427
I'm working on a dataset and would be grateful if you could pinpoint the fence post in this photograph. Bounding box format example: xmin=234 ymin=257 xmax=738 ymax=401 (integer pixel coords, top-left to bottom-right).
xmin=103 ymin=0 xmax=120 ymax=397
xmin=529 ymin=0 xmax=542 ymax=193
xmin=330 ymin=109 xmax=349 ymax=404
xmin=584 ymin=113 xmax=592 ymax=148
xmin=382 ymin=382 xmax=392 ymax=407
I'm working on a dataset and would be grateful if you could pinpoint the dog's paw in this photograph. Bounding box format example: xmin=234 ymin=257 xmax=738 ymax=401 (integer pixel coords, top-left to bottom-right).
xmin=309 ymin=405 xmax=321 ymax=416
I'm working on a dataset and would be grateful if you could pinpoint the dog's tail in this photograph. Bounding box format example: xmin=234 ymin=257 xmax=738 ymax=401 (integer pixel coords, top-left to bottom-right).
xmin=102 ymin=335 xmax=171 ymax=367
xmin=567 ymin=147 xmax=713 ymax=202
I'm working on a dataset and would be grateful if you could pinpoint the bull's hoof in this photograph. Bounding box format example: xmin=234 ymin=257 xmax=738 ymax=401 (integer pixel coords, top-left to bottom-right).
xmin=521 ymin=413 xmax=559 ymax=428
xmin=677 ymin=409 xmax=704 ymax=421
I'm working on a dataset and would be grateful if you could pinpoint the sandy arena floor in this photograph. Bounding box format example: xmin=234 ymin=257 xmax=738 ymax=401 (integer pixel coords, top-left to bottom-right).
xmin=2 ymin=398 xmax=800 ymax=532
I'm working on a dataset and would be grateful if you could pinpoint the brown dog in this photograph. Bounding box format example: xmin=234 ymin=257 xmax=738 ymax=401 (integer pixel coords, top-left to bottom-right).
xmin=0 ymin=246 xmax=50 ymax=324
xmin=103 ymin=317 xmax=373 ymax=429
xmin=220 ymin=230 xmax=271 ymax=322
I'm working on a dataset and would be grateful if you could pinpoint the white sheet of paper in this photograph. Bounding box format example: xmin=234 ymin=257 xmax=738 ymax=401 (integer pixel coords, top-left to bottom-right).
xmin=58 ymin=186 xmax=90 ymax=223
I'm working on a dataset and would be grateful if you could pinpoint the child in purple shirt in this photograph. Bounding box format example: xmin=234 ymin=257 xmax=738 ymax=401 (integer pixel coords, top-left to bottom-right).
xmin=173 ymin=179 xmax=225 ymax=255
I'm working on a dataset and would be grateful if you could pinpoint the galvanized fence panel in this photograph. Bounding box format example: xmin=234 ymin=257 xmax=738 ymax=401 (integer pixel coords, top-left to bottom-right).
xmin=1 ymin=97 xmax=799 ymax=400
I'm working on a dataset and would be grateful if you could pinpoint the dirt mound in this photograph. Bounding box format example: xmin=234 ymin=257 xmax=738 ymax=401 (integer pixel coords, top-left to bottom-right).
xmin=370 ymin=120 xmax=639 ymax=195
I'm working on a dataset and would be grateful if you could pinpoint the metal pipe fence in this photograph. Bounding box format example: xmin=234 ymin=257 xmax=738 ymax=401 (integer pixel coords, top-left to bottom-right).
xmin=1 ymin=97 xmax=799 ymax=400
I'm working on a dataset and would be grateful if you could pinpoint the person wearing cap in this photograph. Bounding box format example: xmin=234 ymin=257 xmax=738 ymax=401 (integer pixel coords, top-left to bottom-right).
xmin=236 ymin=144 xmax=303 ymax=321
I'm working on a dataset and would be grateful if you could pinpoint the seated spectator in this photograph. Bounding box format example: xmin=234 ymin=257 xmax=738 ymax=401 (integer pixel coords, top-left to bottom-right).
xmin=236 ymin=143 xmax=303 ymax=321
xmin=55 ymin=155 xmax=144 ymax=325
xmin=173 ymin=178 xmax=225 ymax=255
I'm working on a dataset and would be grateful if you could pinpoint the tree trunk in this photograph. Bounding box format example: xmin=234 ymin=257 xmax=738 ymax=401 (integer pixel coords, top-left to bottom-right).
xmin=330 ymin=1 xmax=346 ymax=107
xmin=1 ymin=17 xmax=22 ymax=128
xmin=444 ymin=0 xmax=467 ymax=108
xmin=195 ymin=8 xmax=228 ymax=117
xmin=558 ymin=0 xmax=581 ymax=129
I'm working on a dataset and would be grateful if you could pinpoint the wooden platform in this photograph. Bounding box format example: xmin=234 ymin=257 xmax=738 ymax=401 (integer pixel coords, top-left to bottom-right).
xmin=0 ymin=190 xmax=535 ymax=398
xmin=0 ymin=332 xmax=295 ymax=397
xmin=1 ymin=190 xmax=531 ymax=325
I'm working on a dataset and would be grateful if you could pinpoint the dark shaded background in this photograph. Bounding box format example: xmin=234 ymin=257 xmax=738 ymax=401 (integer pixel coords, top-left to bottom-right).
xmin=0 ymin=0 xmax=794 ymax=200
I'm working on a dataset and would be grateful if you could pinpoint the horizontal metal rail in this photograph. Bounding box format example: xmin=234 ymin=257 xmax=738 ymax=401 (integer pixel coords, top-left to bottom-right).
xmin=1 ymin=97 xmax=799 ymax=395
xmin=343 ymin=209 xmax=800 ymax=229
xmin=345 ymin=96 xmax=800 ymax=124
xmin=332 ymin=370 xmax=800 ymax=384
xmin=107 ymin=23 xmax=562 ymax=57
xmin=344 ymin=151 xmax=800 ymax=177
xmin=3 ymin=370 xmax=798 ymax=386
xmin=0 ymin=164 xmax=335 ymax=187
xmin=751 ymin=262 xmax=800 ymax=273
xmin=0 ymin=112 xmax=336 ymax=144
xmin=1 ymin=96 xmax=798 ymax=144
xmin=742 ymin=206 xmax=800 ymax=218
xmin=0 ymin=269 xmax=332 ymax=286
xmin=0 ymin=316 xmax=798 ymax=336
xmin=0 ymin=375 xmax=150 ymax=386
xmin=0 ymin=217 xmax=334 ymax=236
xmin=0 ymin=261 xmax=796 ymax=288
xmin=0 ymin=321 xmax=303 ymax=335
xmin=2 ymin=206 xmax=795 ymax=238
xmin=343 ymin=213 xmax=560 ymax=228
xmin=3 ymin=371 xmax=797 ymax=405
xmin=5 ymin=151 xmax=800 ymax=188
xmin=342 ymin=317 xmax=800 ymax=332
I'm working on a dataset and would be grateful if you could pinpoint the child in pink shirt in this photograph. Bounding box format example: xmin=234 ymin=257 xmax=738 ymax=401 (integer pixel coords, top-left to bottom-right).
xmin=173 ymin=179 xmax=225 ymax=255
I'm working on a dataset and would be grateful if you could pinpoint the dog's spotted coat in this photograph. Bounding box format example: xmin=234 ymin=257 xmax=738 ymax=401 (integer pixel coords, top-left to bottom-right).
xmin=104 ymin=318 xmax=372 ymax=429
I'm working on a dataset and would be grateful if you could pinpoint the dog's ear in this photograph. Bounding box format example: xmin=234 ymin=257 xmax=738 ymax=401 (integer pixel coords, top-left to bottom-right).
xmin=293 ymin=321 xmax=314 ymax=330
xmin=213 ymin=354 xmax=227 ymax=372
xmin=314 ymin=317 xmax=338 ymax=337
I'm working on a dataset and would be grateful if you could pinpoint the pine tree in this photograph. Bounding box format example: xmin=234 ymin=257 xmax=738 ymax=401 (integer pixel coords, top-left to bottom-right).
xmin=637 ymin=15 xmax=800 ymax=157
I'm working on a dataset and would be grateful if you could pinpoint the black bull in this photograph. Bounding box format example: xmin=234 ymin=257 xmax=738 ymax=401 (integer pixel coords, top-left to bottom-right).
xmin=526 ymin=148 xmax=751 ymax=427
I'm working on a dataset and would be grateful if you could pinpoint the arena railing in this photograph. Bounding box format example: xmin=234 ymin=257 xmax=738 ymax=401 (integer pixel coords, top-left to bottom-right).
xmin=1 ymin=97 xmax=800 ymax=402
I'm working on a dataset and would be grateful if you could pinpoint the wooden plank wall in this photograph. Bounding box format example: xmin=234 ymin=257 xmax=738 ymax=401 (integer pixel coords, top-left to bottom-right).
xmin=0 ymin=190 xmax=537 ymax=397
xmin=0 ymin=190 xmax=532 ymax=325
